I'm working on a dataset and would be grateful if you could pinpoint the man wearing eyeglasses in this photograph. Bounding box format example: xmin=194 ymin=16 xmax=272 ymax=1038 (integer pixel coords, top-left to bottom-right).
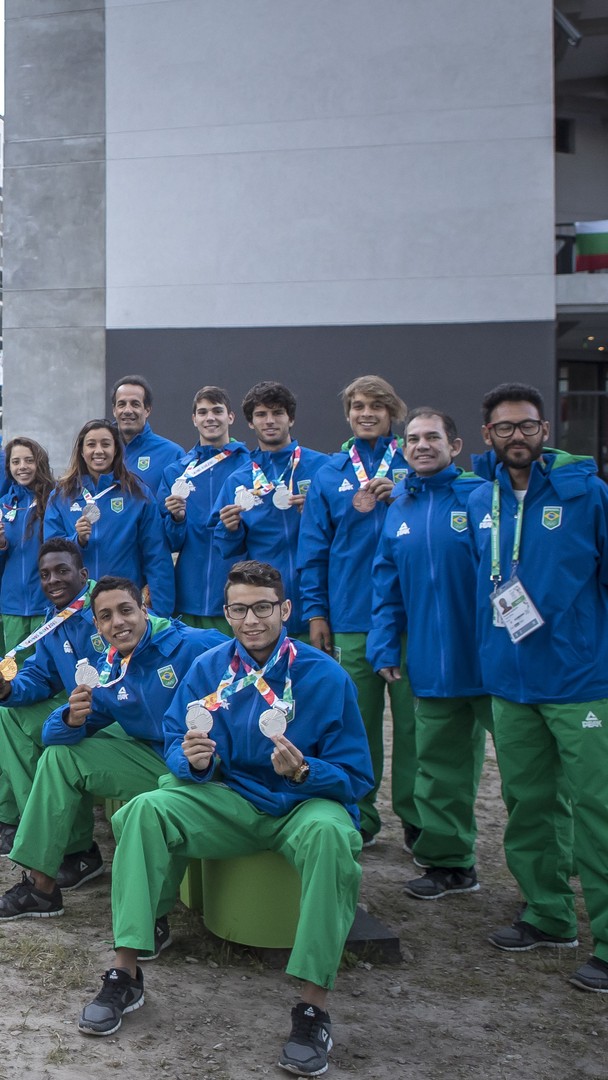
xmin=468 ymin=382 xmax=608 ymax=993
xmin=77 ymin=560 xmax=373 ymax=1078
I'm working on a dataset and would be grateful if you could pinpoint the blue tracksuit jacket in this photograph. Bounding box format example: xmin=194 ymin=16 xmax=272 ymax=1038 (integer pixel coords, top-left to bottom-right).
xmin=158 ymin=440 xmax=251 ymax=617
xmin=4 ymin=581 xmax=102 ymax=705
xmin=367 ymin=465 xmax=486 ymax=697
xmin=0 ymin=484 xmax=47 ymax=615
xmin=210 ymin=441 xmax=327 ymax=634
xmin=44 ymin=473 xmax=175 ymax=617
xmin=122 ymin=423 xmax=185 ymax=495
xmin=42 ymin=617 xmax=226 ymax=757
xmin=468 ymin=451 xmax=608 ymax=704
xmin=297 ymin=436 xmax=409 ymax=632
xmin=163 ymin=628 xmax=374 ymax=826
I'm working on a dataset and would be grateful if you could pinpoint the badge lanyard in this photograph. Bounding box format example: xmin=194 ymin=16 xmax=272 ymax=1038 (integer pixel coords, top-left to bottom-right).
xmin=251 ymin=446 xmax=302 ymax=499
xmin=349 ymin=439 xmax=398 ymax=490
xmin=2 ymin=595 xmax=87 ymax=663
xmin=193 ymin=638 xmax=297 ymax=716
xmin=179 ymin=449 xmax=232 ymax=484
xmin=490 ymin=480 xmax=524 ymax=587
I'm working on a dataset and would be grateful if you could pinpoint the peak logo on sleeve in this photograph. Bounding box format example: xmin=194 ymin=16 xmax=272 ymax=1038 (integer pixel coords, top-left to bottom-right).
xmin=339 ymin=479 xmax=354 ymax=492
xmin=479 ymin=514 xmax=492 ymax=529
xmin=396 ymin=522 xmax=410 ymax=537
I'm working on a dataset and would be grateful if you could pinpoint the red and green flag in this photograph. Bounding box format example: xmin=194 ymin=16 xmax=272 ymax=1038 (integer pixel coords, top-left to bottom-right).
xmin=575 ymin=220 xmax=608 ymax=271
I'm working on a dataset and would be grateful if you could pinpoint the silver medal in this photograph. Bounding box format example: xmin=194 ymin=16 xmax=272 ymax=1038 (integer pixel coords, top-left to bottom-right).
xmin=82 ymin=502 xmax=101 ymax=523
xmin=0 ymin=508 xmax=3 ymax=523
xmin=234 ymin=486 xmax=255 ymax=511
xmin=272 ymin=482 xmax=292 ymax=510
xmin=171 ymin=478 xmax=191 ymax=500
xmin=185 ymin=702 xmax=214 ymax=734
xmin=74 ymin=658 xmax=100 ymax=688
xmin=259 ymin=707 xmax=288 ymax=738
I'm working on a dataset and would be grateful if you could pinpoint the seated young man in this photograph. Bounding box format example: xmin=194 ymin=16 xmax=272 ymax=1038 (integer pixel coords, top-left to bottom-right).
xmin=0 ymin=576 xmax=225 ymax=953
xmin=78 ymin=560 xmax=373 ymax=1078
xmin=0 ymin=538 xmax=103 ymax=878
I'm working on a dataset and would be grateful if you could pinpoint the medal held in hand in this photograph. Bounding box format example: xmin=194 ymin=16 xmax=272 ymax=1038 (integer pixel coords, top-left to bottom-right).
xmin=258 ymin=705 xmax=289 ymax=738
xmin=234 ymin=486 xmax=255 ymax=511
xmin=74 ymin=658 xmax=100 ymax=688
xmin=82 ymin=502 xmax=101 ymax=523
xmin=171 ymin=478 xmax=191 ymax=500
xmin=185 ymin=701 xmax=214 ymax=734
xmin=352 ymin=488 xmax=377 ymax=513
xmin=0 ymin=656 xmax=18 ymax=681
xmin=272 ymin=482 xmax=292 ymax=510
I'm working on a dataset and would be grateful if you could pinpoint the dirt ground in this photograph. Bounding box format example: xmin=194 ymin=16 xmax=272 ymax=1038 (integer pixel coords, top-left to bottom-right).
xmin=0 ymin=727 xmax=605 ymax=1080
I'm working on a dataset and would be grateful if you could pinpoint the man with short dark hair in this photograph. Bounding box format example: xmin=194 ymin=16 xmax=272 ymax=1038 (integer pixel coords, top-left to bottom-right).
xmin=0 ymin=538 xmax=102 ymax=868
xmin=77 ymin=560 xmax=373 ymax=1077
xmin=368 ymin=408 xmax=493 ymax=898
xmin=468 ymin=382 xmax=608 ymax=992
xmin=211 ymin=381 xmax=327 ymax=635
xmin=0 ymin=576 xmax=224 ymax=927
xmin=112 ymin=375 xmax=184 ymax=494
xmin=158 ymin=386 xmax=250 ymax=633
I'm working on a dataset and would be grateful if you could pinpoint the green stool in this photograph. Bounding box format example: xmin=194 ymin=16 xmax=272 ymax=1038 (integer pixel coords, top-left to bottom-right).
xmin=202 ymin=851 xmax=301 ymax=948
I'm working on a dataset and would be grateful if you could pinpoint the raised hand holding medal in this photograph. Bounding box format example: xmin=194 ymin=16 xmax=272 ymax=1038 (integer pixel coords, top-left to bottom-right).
xmin=171 ymin=478 xmax=191 ymax=500
xmin=82 ymin=502 xmax=101 ymax=523
xmin=185 ymin=701 xmax=214 ymax=735
xmin=74 ymin=658 xmax=100 ymax=688
xmin=259 ymin=704 xmax=288 ymax=738
xmin=352 ymin=486 xmax=377 ymax=513
xmin=234 ymin=486 xmax=255 ymax=511
xmin=0 ymin=656 xmax=18 ymax=681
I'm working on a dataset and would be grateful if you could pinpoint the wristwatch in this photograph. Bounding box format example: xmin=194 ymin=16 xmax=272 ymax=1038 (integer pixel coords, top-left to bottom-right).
xmin=291 ymin=760 xmax=310 ymax=784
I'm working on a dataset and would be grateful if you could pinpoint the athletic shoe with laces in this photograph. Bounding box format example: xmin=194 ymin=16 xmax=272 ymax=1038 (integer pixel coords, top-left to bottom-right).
xmin=279 ymin=1002 xmax=333 ymax=1076
xmin=489 ymin=919 xmax=578 ymax=951
xmin=0 ymin=871 xmax=64 ymax=919
xmin=0 ymin=822 xmax=18 ymax=858
xmin=405 ymin=865 xmax=479 ymax=900
xmin=56 ymin=842 xmax=105 ymax=891
xmin=570 ymin=955 xmax=608 ymax=992
xmin=137 ymin=916 xmax=173 ymax=961
xmin=79 ymin=966 xmax=144 ymax=1036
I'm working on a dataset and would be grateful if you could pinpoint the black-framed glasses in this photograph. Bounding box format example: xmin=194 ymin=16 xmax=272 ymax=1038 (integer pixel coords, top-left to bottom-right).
xmin=486 ymin=420 xmax=543 ymax=438
xmin=225 ymin=601 xmax=282 ymax=620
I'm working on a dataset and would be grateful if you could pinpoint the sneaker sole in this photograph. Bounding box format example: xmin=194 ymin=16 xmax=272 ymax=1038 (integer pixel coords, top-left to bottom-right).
xmin=569 ymin=974 xmax=608 ymax=993
xmin=278 ymin=1062 xmax=329 ymax=1077
xmin=489 ymin=935 xmax=579 ymax=952
xmin=59 ymin=863 xmax=105 ymax=892
xmin=0 ymin=907 xmax=64 ymax=921
xmin=405 ymin=883 xmax=480 ymax=900
xmin=138 ymin=933 xmax=173 ymax=962
xmin=78 ymin=994 xmax=145 ymax=1037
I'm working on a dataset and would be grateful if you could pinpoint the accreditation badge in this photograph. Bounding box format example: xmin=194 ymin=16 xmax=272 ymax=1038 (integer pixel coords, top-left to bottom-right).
xmin=490 ymin=577 xmax=544 ymax=643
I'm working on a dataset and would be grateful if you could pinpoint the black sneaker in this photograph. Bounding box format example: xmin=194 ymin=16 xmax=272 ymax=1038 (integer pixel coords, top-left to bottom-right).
xmin=405 ymin=865 xmax=480 ymax=900
xmin=0 ymin=822 xmax=18 ymax=858
xmin=402 ymin=823 xmax=421 ymax=854
xmin=0 ymin=871 xmax=64 ymax=920
xmin=56 ymin=842 xmax=104 ymax=891
xmin=360 ymin=829 xmax=377 ymax=848
xmin=489 ymin=919 xmax=578 ymax=951
xmin=79 ymin=967 xmax=145 ymax=1036
xmin=137 ymin=916 xmax=173 ymax=961
xmin=570 ymin=955 xmax=608 ymax=992
xmin=279 ymin=1002 xmax=333 ymax=1076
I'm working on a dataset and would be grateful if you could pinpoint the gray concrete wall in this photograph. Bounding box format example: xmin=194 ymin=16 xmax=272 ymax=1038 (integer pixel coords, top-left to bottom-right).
xmin=3 ymin=0 xmax=106 ymax=470
xmin=105 ymin=0 xmax=556 ymax=331
xmin=556 ymin=114 xmax=608 ymax=222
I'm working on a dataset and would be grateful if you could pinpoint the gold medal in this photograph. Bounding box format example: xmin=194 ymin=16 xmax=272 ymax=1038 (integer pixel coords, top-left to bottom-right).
xmin=0 ymin=656 xmax=18 ymax=681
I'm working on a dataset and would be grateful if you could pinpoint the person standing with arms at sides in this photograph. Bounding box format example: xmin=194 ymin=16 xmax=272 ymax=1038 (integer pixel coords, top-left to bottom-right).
xmin=211 ymin=382 xmax=327 ymax=637
xmin=367 ymin=408 xmax=493 ymax=898
xmin=0 ymin=439 xmax=55 ymax=661
xmin=44 ymin=420 xmax=175 ymax=617
xmin=158 ymin=386 xmax=250 ymax=635
xmin=468 ymin=382 xmax=608 ymax=993
xmin=112 ymin=375 xmax=184 ymax=495
xmin=297 ymin=375 xmax=417 ymax=849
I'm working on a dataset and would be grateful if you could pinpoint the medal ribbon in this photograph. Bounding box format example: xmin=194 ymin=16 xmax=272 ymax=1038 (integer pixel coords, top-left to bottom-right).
xmin=80 ymin=484 xmax=118 ymax=511
xmin=3 ymin=596 xmax=86 ymax=660
xmin=349 ymin=439 xmax=398 ymax=489
xmin=490 ymin=480 xmax=524 ymax=584
xmin=96 ymin=645 xmax=135 ymax=688
xmin=3 ymin=497 xmax=19 ymax=523
xmin=251 ymin=445 xmax=302 ymax=498
xmin=178 ymin=449 xmax=232 ymax=483
xmin=195 ymin=638 xmax=297 ymax=713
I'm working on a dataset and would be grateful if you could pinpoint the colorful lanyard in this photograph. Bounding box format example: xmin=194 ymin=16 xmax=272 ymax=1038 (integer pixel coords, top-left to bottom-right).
xmin=195 ymin=638 xmax=297 ymax=713
xmin=490 ymin=480 xmax=524 ymax=585
xmin=97 ymin=645 xmax=135 ymax=688
xmin=2 ymin=496 xmax=36 ymax=523
xmin=349 ymin=439 xmax=398 ymax=489
xmin=80 ymin=484 xmax=118 ymax=510
xmin=178 ymin=449 xmax=232 ymax=483
xmin=3 ymin=595 xmax=86 ymax=660
xmin=251 ymin=446 xmax=302 ymax=498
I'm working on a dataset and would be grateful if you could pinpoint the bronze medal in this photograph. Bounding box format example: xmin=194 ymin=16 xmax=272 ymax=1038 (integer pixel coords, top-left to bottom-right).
xmin=352 ymin=488 xmax=377 ymax=513
xmin=0 ymin=656 xmax=18 ymax=681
